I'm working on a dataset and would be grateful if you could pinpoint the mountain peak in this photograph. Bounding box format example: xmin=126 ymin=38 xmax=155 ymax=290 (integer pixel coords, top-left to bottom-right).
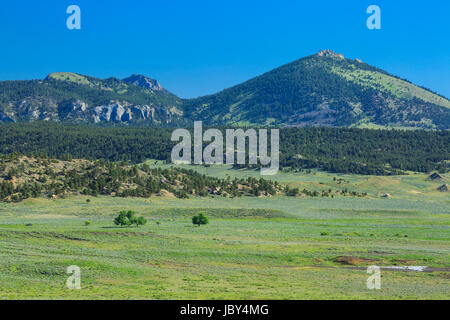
xmin=317 ymin=50 xmax=344 ymax=59
xmin=122 ymin=74 xmax=164 ymax=91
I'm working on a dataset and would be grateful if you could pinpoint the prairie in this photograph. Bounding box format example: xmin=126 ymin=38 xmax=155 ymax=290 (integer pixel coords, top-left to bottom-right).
xmin=0 ymin=166 xmax=448 ymax=300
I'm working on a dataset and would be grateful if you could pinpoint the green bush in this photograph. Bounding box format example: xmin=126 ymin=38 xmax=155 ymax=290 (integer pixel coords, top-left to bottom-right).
xmin=192 ymin=213 xmax=209 ymax=226
xmin=136 ymin=216 xmax=147 ymax=227
xmin=114 ymin=211 xmax=131 ymax=227
xmin=114 ymin=211 xmax=147 ymax=227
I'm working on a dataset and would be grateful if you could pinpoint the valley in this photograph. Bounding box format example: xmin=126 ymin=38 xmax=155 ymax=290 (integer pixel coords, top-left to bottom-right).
xmin=0 ymin=166 xmax=448 ymax=299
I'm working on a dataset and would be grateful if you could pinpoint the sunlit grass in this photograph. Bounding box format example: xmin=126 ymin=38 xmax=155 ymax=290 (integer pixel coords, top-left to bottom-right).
xmin=0 ymin=168 xmax=448 ymax=299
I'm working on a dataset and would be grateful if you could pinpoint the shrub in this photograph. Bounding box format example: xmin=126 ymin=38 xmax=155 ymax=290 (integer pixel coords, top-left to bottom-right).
xmin=114 ymin=211 xmax=147 ymax=227
xmin=85 ymin=220 xmax=92 ymax=226
xmin=136 ymin=216 xmax=147 ymax=227
xmin=114 ymin=211 xmax=133 ymax=227
xmin=192 ymin=213 xmax=209 ymax=226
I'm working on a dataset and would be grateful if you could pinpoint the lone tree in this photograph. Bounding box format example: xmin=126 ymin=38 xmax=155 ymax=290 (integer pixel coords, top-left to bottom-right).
xmin=114 ymin=211 xmax=132 ymax=227
xmin=192 ymin=213 xmax=209 ymax=227
xmin=114 ymin=211 xmax=147 ymax=227
xmin=126 ymin=210 xmax=136 ymax=224
xmin=136 ymin=216 xmax=147 ymax=227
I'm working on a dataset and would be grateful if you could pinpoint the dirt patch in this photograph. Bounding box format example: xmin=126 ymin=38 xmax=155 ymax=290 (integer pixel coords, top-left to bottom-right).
xmin=3 ymin=231 xmax=90 ymax=242
xmin=333 ymin=256 xmax=379 ymax=266
xmin=369 ymin=251 xmax=396 ymax=255
xmin=158 ymin=190 xmax=176 ymax=198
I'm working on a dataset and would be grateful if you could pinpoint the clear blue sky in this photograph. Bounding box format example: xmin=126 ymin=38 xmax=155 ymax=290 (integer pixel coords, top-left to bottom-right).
xmin=1 ymin=0 xmax=449 ymax=98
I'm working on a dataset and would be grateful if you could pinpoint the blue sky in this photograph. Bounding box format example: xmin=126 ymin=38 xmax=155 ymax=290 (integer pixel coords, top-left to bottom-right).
xmin=1 ymin=0 xmax=449 ymax=98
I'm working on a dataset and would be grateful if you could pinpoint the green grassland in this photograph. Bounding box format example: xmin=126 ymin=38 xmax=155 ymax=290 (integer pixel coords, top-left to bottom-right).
xmin=47 ymin=73 xmax=92 ymax=86
xmin=0 ymin=166 xmax=448 ymax=300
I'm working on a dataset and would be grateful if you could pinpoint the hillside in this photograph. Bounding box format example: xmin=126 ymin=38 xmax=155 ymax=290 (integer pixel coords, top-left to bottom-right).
xmin=0 ymin=72 xmax=183 ymax=125
xmin=0 ymin=155 xmax=285 ymax=202
xmin=0 ymin=51 xmax=449 ymax=129
xmin=0 ymin=123 xmax=448 ymax=175
xmin=184 ymin=50 xmax=450 ymax=129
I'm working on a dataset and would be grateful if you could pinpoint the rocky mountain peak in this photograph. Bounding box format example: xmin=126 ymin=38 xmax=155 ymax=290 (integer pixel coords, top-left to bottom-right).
xmin=122 ymin=74 xmax=164 ymax=91
xmin=317 ymin=50 xmax=344 ymax=59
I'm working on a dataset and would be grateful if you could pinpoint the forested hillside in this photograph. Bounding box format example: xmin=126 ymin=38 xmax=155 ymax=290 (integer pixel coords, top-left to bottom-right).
xmin=0 ymin=123 xmax=448 ymax=175
xmin=0 ymin=73 xmax=183 ymax=124
xmin=279 ymin=127 xmax=449 ymax=175
xmin=0 ymin=155 xmax=283 ymax=202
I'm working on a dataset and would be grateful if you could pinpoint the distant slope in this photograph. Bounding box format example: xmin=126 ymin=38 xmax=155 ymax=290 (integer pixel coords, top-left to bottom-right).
xmin=183 ymin=50 xmax=450 ymax=129
xmin=0 ymin=72 xmax=183 ymax=124
xmin=0 ymin=51 xmax=449 ymax=129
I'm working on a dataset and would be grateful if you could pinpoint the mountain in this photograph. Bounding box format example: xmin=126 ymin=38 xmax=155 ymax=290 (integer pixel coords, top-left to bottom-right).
xmin=0 ymin=72 xmax=183 ymax=124
xmin=0 ymin=51 xmax=449 ymax=129
xmin=122 ymin=74 xmax=165 ymax=92
xmin=184 ymin=50 xmax=450 ymax=129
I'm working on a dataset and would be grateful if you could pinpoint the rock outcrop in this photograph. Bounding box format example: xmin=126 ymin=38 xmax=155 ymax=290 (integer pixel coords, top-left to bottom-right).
xmin=317 ymin=50 xmax=344 ymax=59
xmin=1 ymin=98 xmax=175 ymax=124
xmin=92 ymin=101 xmax=158 ymax=123
xmin=123 ymin=74 xmax=164 ymax=91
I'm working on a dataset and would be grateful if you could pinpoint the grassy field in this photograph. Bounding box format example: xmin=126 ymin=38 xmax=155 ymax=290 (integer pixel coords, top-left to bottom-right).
xmin=146 ymin=161 xmax=450 ymax=201
xmin=0 ymin=166 xmax=448 ymax=300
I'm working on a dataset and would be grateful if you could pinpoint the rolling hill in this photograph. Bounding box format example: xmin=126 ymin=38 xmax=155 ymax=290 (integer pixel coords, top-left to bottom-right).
xmin=0 ymin=50 xmax=449 ymax=129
